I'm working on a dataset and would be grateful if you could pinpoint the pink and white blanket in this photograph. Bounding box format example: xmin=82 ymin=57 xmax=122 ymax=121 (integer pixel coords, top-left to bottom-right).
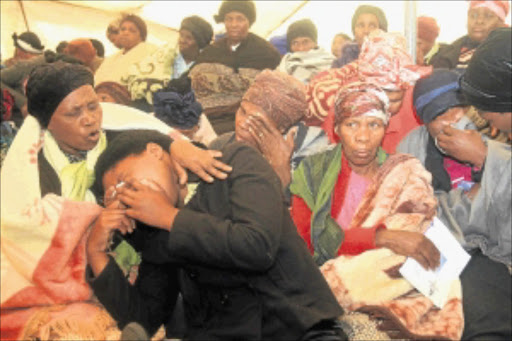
xmin=1 ymin=103 xmax=179 ymax=340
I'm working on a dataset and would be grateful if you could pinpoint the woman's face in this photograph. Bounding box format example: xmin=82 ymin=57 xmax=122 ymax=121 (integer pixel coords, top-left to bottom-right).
xmin=354 ymin=13 xmax=380 ymax=45
xmin=426 ymin=106 xmax=468 ymax=138
xmin=224 ymin=11 xmax=250 ymax=44
xmin=290 ymin=36 xmax=316 ymax=53
xmin=119 ymin=20 xmax=142 ymax=51
xmin=47 ymin=85 xmax=103 ymax=156
xmin=478 ymin=110 xmax=512 ymax=133
xmin=385 ymin=90 xmax=405 ymax=115
xmin=467 ymin=7 xmax=503 ymax=43
xmin=235 ymin=101 xmax=274 ymax=149
xmin=336 ymin=115 xmax=386 ymax=168
xmin=179 ymin=29 xmax=199 ymax=55
xmin=102 ymin=145 xmax=186 ymax=209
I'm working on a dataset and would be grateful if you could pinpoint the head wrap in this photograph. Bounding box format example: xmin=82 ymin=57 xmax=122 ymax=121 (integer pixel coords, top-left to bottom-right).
xmin=242 ymin=70 xmax=306 ymax=132
xmin=469 ymin=0 xmax=510 ymax=21
xmin=214 ymin=0 xmax=256 ymax=26
xmin=358 ymin=30 xmax=431 ymax=90
xmin=460 ymin=27 xmax=512 ymax=113
xmin=153 ymin=77 xmax=202 ymax=130
xmin=95 ymin=82 xmax=132 ymax=106
xmin=414 ymin=69 xmax=468 ymax=124
xmin=334 ymin=82 xmax=390 ymax=129
xmin=286 ymin=19 xmax=318 ymax=51
xmin=180 ymin=16 xmax=214 ymax=49
xmin=351 ymin=5 xmax=388 ymax=35
xmin=64 ymin=39 xmax=96 ymax=65
xmin=26 ymin=61 xmax=94 ymax=128
xmin=90 ymin=39 xmax=105 ymax=57
xmin=121 ymin=14 xmax=148 ymax=41
xmin=417 ymin=16 xmax=440 ymax=43
xmin=12 ymin=31 xmax=44 ymax=54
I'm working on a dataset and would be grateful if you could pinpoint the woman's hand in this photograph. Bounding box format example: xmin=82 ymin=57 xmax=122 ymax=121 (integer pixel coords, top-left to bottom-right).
xmin=170 ymin=140 xmax=232 ymax=184
xmin=246 ymin=113 xmax=296 ymax=188
xmin=375 ymin=229 xmax=440 ymax=270
xmin=436 ymin=126 xmax=487 ymax=168
xmin=88 ymin=200 xmax=134 ymax=253
xmin=116 ymin=178 xmax=179 ymax=231
xmin=87 ymin=200 xmax=135 ymax=276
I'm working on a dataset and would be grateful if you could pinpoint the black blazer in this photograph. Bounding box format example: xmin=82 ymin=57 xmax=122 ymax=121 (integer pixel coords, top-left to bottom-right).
xmin=90 ymin=140 xmax=343 ymax=340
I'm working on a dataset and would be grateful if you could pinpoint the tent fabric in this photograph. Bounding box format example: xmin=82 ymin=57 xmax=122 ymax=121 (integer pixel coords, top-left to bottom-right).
xmin=2 ymin=1 xmax=511 ymax=64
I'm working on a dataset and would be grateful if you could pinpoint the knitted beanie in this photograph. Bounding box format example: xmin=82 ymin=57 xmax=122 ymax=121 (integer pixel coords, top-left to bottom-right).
xmin=214 ymin=0 xmax=256 ymax=26
xmin=286 ymin=19 xmax=318 ymax=51
xmin=180 ymin=16 xmax=214 ymax=49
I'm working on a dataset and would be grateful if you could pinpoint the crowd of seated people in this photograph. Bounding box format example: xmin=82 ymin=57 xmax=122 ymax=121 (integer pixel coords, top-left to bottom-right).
xmin=1 ymin=0 xmax=511 ymax=340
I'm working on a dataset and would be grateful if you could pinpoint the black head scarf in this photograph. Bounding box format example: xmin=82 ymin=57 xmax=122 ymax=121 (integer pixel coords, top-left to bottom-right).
xmin=460 ymin=28 xmax=512 ymax=113
xmin=26 ymin=61 xmax=94 ymax=128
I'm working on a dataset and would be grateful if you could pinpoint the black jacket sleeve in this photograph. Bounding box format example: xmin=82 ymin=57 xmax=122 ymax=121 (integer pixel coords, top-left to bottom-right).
xmin=147 ymin=143 xmax=285 ymax=272
xmin=87 ymin=257 xmax=179 ymax=336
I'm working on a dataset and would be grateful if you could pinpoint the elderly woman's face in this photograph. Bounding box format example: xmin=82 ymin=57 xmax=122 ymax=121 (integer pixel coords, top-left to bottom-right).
xmin=235 ymin=101 xmax=273 ymax=148
xmin=336 ymin=116 xmax=386 ymax=168
xmin=47 ymin=85 xmax=103 ymax=156
xmin=179 ymin=29 xmax=199 ymax=55
xmin=224 ymin=11 xmax=250 ymax=44
xmin=119 ymin=21 xmax=142 ymax=51
xmin=467 ymin=7 xmax=503 ymax=43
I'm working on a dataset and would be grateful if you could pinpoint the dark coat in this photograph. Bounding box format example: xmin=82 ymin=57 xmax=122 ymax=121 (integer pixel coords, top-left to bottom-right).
xmin=429 ymin=35 xmax=479 ymax=69
xmin=194 ymin=32 xmax=281 ymax=71
xmin=89 ymin=140 xmax=343 ymax=340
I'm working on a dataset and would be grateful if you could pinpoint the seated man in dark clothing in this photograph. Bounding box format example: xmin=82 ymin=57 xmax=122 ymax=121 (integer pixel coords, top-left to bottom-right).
xmin=86 ymin=129 xmax=347 ymax=340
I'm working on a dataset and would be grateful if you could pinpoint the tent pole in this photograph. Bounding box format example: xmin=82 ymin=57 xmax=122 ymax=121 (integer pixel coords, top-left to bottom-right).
xmin=263 ymin=0 xmax=309 ymax=38
xmin=18 ymin=0 xmax=30 ymax=31
xmin=404 ymin=0 xmax=417 ymax=62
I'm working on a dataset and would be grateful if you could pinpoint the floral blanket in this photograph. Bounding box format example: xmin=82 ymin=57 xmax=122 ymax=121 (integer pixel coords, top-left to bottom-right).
xmin=320 ymin=154 xmax=464 ymax=340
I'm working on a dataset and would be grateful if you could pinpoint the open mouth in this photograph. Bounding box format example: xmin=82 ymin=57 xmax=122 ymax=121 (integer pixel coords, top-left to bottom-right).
xmin=88 ymin=130 xmax=100 ymax=141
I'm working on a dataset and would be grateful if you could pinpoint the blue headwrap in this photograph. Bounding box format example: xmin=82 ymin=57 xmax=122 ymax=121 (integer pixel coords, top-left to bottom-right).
xmin=153 ymin=78 xmax=203 ymax=130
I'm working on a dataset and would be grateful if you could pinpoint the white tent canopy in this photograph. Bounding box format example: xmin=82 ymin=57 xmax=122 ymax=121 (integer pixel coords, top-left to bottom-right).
xmin=1 ymin=0 xmax=511 ymax=61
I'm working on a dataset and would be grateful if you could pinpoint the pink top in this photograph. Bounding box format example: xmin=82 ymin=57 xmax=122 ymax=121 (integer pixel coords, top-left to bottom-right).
xmin=335 ymin=171 xmax=371 ymax=230
xmin=443 ymin=157 xmax=473 ymax=189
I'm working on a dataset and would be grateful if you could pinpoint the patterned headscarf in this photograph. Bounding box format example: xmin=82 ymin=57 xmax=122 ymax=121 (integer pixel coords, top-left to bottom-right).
xmin=358 ymin=30 xmax=431 ymax=90
xmin=242 ymin=70 xmax=307 ymax=132
xmin=334 ymin=82 xmax=390 ymax=128
xmin=469 ymin=0 xmax=510 ymax=21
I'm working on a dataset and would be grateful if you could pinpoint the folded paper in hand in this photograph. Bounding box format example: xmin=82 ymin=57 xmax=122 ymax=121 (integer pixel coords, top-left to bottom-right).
xmin=399 ymin=217 xmax=471 ymax=308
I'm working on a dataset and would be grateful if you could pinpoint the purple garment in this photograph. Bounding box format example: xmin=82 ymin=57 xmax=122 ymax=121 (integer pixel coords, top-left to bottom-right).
xmin=269 ymin=34 xmax=288 ymax=56
xmin=331 ymin=43 xmax=360 ymax=68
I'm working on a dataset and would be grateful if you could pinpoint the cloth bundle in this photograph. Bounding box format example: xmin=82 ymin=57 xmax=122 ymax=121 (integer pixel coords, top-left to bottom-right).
xmin=189 ymin=63 xmax=261 ymax=118
xmin=278 ymin=48 xmax=335 ymax=84
xmin=125 ymin=43 xmax=178 ymax=104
